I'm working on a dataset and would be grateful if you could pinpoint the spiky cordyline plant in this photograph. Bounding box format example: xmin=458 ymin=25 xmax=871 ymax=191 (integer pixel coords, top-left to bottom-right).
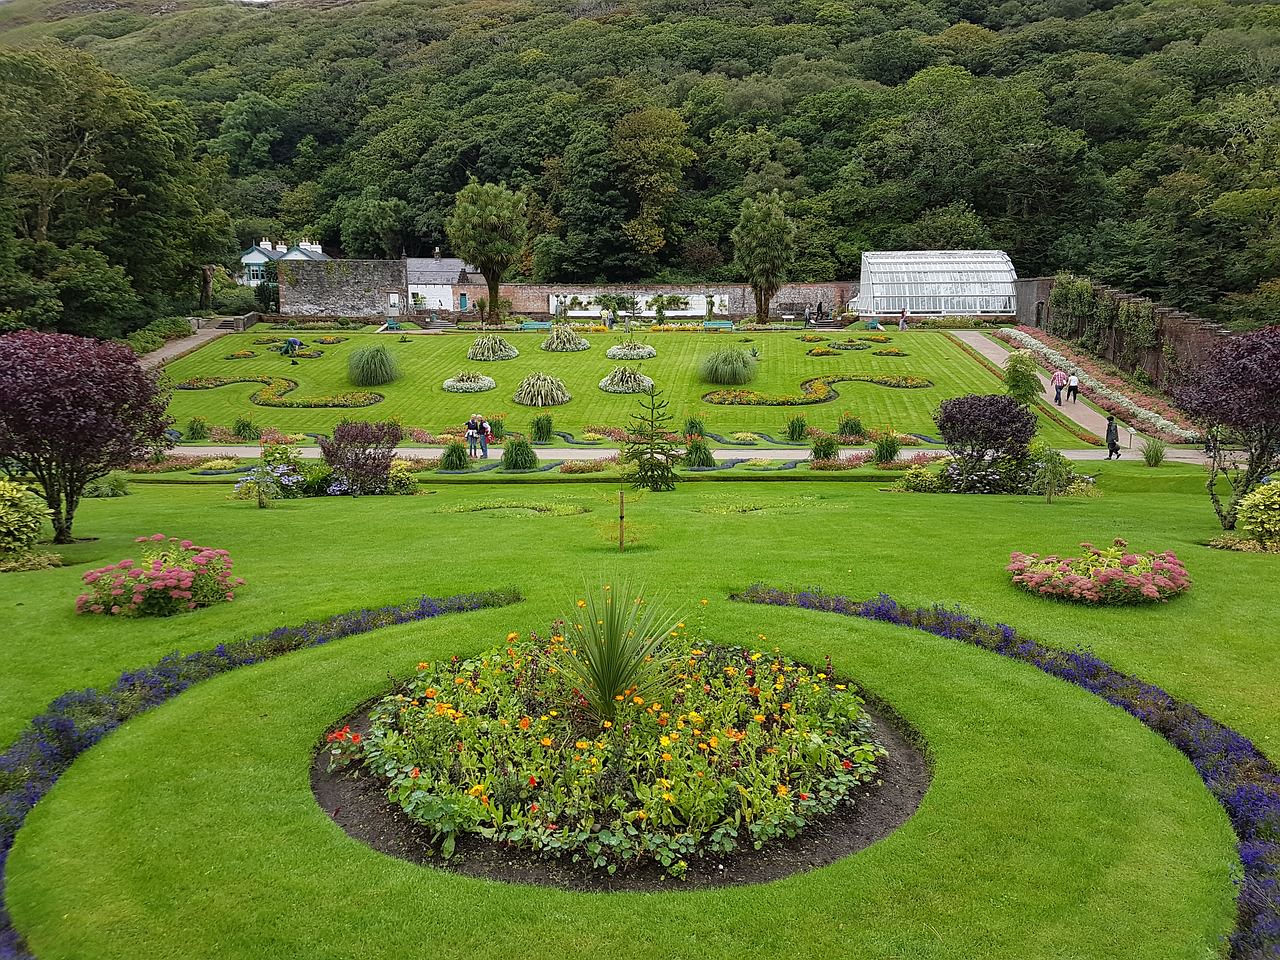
xmin=559 ymin=583 xmax=682 ymax=723
xmin=541 ymin=324 xmax=590 ymax=352
xmin=513 ymin=372 xmax=571 ymax=406
xmin=467 ymin=334 xmax=519 ymax=361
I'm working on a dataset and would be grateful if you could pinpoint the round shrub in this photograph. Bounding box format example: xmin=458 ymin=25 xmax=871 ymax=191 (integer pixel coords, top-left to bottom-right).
xmin=606 ymin=341 xmax=656 ymax=360
xmin=1007 ymin=539 xmax=1191 ymax=604
xmin=467 ymin=335 xmax=519 ymax=361
xmin=325 ymin=609 xmax=884 ymax=877
xmin=684 ymin=436 xmax=715 ymax=467
xmin=500 ymin=437 xmax=539 ymax=470
xmin=443 ymin=371 xmax=496 ymax=393
xmin=514 ymin=373 xmax=572 ymax=407
xmin=936 ymin=394 xmax=1036 ymax=463
xmin=699 ymin=348 xmax=757 ymax=385
xmin=0 ymin=479 xmax=51 ymax=555
xmin=530 ymin=414 xmax=554 ymax=443
xmin=76 ymin=534 xmax=244 ymax=616
xmin=386 ymin=461 xmax=419 ymax=496
xmin=348 ymin=345 xmax=401 ymax=387
xmin=1238 ymin=481 xmax=1280 ymax=545
xmin=810 ymin=434 xmax=839 ymax=461
xmin=897 ymin=466 xmax=944 ymax=493
xmin=541 ymin=324 xmax=591 ymax=352
xmin=599 ymin=367 xmax=654 ymax=394
xmin=439 ymin=441 xmax=470 ymax=471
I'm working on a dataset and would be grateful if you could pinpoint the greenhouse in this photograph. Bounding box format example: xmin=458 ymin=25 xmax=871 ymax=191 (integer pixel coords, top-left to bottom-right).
xmin=853 ymin=250 xmax=1018 ymax=316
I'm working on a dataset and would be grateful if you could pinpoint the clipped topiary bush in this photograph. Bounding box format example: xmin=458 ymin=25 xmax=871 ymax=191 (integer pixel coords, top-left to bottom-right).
xmin=348 ymin=345 xmax=401 ymax=387
xmin=700 ymin=348 xmax=757 ymax=385
xmin=1238 ymin=481 xmax=1280 ymax=546
xmin=0 ymin=479 xmax=51 ymax=556
xmin=439 ymin=441 xmax=470 ymax=470
xmin=530 ymin=414 xmax=554 ymax=443
xmin=513 ymin=373 xmax=572 ymax=407
xmin=606 ymin=341 xmax=656 ymax=360
xmin=468 ymin=334 xmax=519 ymax=361
xmin=501 ymin=437 xmax=539 ymax=470
xmin=599 ymin=367 xmax=654 ymax=394
xmin=541 ymin=324 xmax=591 ymax=352
xmin=684 ymin=436 xmax=715 ymax=467
xmin=443 ymin=371 xmax=496 ymax=393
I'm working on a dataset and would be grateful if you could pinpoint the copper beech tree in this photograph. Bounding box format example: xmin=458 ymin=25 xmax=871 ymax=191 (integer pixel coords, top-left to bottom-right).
xmin=0 ymin=332 xmax=171 ymax=542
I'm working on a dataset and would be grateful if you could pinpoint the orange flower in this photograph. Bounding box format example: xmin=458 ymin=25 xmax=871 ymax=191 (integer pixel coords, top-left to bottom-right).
xmin=540 ymin=737 xmax=553 ymax=747
xmin=507 ymin=631 xmax=519 ymax=641
xmin=424 ymin=688 xmax=437 ymax=698
xmin=519 ymin=716 xmax=531 ymax=730
xmin=776 ymin=784 xmax=789 ymax=796
xmin=416 ymin=662 xmax=429 ymax=671
xmin=410 ymin=767 xmax=420 ymax=778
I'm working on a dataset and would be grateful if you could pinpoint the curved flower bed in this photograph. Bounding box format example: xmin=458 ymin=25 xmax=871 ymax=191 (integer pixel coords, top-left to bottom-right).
xmin=1007 ymin=539 xmax=1191 ymax=604
xmin=76 ymin=535 xmax=242 ymax=616
xmin=314 ymin=336 xmax=349 ymax=345
xmin=0 ymin=589 xmax=522 ymax=960
xmin=996 ymin=327 xmax=1199 ymax=441
xmin=443 ymin=372 xmax=497 ymax=393
xmin=807 ymin=347 xmax=838 ymax=357
xmin=704 ymin=374 xmax=933 ymax=406
xmin=873 ymin=348 xmax=908 ymax=357
xmin=605 ymin=342 xmax=657 ymax=360
xmin=731 ymin=585 xmax=1279 ymax=959
xmin=223 ymin=350 xmax=256 ymax=360
xmin=327 ymin=631 xmax=884 ymax=877
xmin=173 ymin=376 xmax=383 ymax=408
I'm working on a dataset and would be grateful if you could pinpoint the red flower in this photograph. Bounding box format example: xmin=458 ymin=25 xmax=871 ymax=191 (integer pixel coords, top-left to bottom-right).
xmin=841 ymin=759 xmax=853 ymax=770
xmin=350 ymin=733 xmax=362 ymax=744
xmin=410 ymin=767 xmax=420 ymax=779
xmin=531 ymin=803 xmax=540 ymax=813
xmin=528 ymin=776 xmax=538 ymax=787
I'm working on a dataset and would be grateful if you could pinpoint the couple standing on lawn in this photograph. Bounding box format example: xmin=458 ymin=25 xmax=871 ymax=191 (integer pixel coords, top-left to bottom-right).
xmin=465 ymin=414 xmax=493 ymax=458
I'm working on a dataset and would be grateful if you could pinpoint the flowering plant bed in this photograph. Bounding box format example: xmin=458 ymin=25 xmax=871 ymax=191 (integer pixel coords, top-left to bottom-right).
xmin=76 ymin=534 xmax=243 ymax=616
xmin=796 ymin=335 xmax=829 ymax=342
xmin=326 ymin=621 xmax=884 ymax=878
xmin=858 ymin=334 xmax=892 ymax=343
xmin=314 ymin=336 xmax=349 ymax=344
xmin=704 ymin=374 xmax=933 ymax=406
xmin=806 ymin=347 xmax=838 ymax=356
xmin=828 ymin=340 xmax=872 ymax=351
xmin=223 ymin=350 xmax=257 ymax=360
xmin=1006 ymin=539 xmax=1191 ymax=604
xmin=173 ymin=375 xmax=383 ymax=408
xmin=872 ymin=348 xmax=908 ymax=357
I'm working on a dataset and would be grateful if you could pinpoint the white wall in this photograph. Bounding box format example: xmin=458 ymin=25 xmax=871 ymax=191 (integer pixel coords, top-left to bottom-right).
xmin=409 ymin=284 xmax=454 ymax=310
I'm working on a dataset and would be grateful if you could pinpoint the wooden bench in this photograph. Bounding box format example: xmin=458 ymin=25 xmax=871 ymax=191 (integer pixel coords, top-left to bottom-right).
xmin=703 ymin=319 xmax=734 ymax=333
xmin=519 ymin=320 xmax=553 ymax=332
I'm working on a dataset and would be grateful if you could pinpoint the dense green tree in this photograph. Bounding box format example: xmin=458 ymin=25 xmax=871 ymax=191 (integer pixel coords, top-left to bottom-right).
xmin=731 ymin=191 xmax=796 ymax=322
xmin=445 ymin=179 xmax=526 ymax=322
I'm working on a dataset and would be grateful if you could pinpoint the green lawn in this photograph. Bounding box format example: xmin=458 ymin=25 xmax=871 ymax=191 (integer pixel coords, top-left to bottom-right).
xmin=160 ymin=330 xmax=1080 ymax=445
xmin=3 ymin=463 xmax=1277 ymax=958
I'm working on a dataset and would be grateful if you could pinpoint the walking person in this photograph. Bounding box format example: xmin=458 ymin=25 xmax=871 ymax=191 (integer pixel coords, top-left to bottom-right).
xmin=804 ymin=303 xmax=813 ymax=325
xmin=898 ymin=308 xmax=908 ymax=332
xmin=1105 ymin=415 xmax=1121 ymax=460
xmin=1067 ymin=372 xmax=1080 ymax=404
xmin=1051 ymin=368 xmax=1068 ymax=405
xmin=465 ymin=414 xmax=481 ymax=459
xmin=479 ymin=415 xmax=492 ymax=459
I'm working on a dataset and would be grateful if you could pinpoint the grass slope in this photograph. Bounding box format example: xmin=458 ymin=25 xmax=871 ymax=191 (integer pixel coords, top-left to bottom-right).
xmin=159 ymin=331 xmax=1080 ymax=445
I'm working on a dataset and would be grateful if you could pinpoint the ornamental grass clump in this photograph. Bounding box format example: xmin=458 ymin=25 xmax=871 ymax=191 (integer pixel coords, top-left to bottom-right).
xmin=784 ymin=414 xmax=808 ymax=442
xmin=76 ymin=534 xmax=244 ymax=616
xmin=873 ymin=434 xmax=901 ymax=465
xmin=513 ymin=372 xmax=571 ymax=407
xmin=330 ymin=598 xmax=885 ymax=877
xmin=1006 ymin=538 xmax=1191 ymax=604
xmin=836 ymin=412 xmax=864 ymax=439
xmin=699 ymin=348 xmax=757 ymax=385
xmin=599 ymin=366 xmax=654 ymax=394
xmin=810 ymin=434 xmax=839 ymax=461
xmin=541 ymin=324 xmax=591 ymax=352
xmin=683 ymin=435 xmax=715 ymax=468
xmin=439 ymin=441 xmax=470 ymax=471
xmin=467 ymin=334 xmax=519 ymax=361
xmin=348 ymin=345 xmax=401 ymax=387
xmin=500 ymin=437 xmax=538 ymax=471
xmin=443 ymin=371 xmax=496 ymax=393
xmin=530 ymin=414 xmax=554 ymax=443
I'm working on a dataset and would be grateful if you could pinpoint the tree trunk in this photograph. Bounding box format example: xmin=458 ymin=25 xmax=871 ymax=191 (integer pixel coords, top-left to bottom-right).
xmin=754 ymin=286 xmax=767 ymax=324
xmin=488 ymin=276 xmax=500 ymax=325
xmin=200 ymin=265 xmax=216 ymax=311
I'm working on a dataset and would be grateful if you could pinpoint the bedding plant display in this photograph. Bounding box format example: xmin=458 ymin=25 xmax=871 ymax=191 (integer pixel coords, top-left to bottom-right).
xmin=326 ymin=586 xmax=884 ymax=877
xmin=468 ymin=335 xmax=520 ymax=361
xmin=541 ymin=324 xmax=591 ymax=352
xmin=1006 ymin=538 xmax=1191 ymax=604
xmin=76 ymin=534 xmax=243 ymax=616
xmin=443 ymin=371 xmax=497 ymax=393
xmin=872 ymin=348 xmax=908 ymax=357
xmin=704 ymin=374 xmax=932 ymax=406
xmin=807 ymin=347 xmax=838 ymax=357
xmin=599 ymin=367 xmax=655 ymax=394
xmin=606 ymin=341 xmax=657 ymax=361
xmin=175 ymin=376 xmax=383 ymax=408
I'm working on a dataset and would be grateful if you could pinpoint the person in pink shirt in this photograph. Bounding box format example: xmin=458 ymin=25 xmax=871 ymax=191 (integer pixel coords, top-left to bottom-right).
xmin=1051 ymin=368 xmax=1068 ymax=405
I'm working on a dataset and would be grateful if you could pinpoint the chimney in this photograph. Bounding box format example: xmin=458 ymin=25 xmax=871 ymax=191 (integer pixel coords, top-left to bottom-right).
xmin=434 ymin=246 xmax=441 ymax=260
xmin=260 ymin=238 xmax=270 ymax=248
xmin=275 ymin=242 xmax=288 ymax=252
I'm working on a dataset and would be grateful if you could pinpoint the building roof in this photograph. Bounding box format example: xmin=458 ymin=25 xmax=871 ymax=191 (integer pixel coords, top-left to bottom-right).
xmin=280 ymin=246 xmax=331 ymax=261
xmin=406 ymin=256 xmax=483 ymax=285
xmin=855 ymin=250 xmax=1017 ymax=315
xmin=239 ymin=245 xmax=287 ymax=262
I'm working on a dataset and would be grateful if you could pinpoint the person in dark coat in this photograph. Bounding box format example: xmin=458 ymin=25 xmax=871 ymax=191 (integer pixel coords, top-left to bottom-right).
xmin=1105 ymin=416 xmax=1121 ymax=460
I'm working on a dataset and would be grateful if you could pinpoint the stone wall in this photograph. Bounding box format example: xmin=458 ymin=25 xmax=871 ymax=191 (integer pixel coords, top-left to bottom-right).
xmin=279 ymin=260 xmax=407 ymax=317
xmin=455 ymin=281 xmax=856 ymax=318
xmin=1014 ymin=277 xmax=1055 ymax=327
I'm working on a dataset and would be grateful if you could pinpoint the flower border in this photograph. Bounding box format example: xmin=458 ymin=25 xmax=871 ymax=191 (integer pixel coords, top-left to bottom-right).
xmin=173 ymin=376 xmax=383 ymax=408
xmin=703 ymin=374 xmax=933 ymax=406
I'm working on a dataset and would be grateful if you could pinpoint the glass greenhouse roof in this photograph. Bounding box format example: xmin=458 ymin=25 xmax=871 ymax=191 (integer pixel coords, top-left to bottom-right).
xmin=855 ymin=250 xmax=1017 ymax=316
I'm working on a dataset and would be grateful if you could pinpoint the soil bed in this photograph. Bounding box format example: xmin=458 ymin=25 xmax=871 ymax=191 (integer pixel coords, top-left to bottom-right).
xmin=311 ymin=700 xmax=930 ymax=891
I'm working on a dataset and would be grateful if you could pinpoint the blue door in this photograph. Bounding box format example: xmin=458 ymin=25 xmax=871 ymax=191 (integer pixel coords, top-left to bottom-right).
xmin=459 ymin=293 xmax=468 ymax=311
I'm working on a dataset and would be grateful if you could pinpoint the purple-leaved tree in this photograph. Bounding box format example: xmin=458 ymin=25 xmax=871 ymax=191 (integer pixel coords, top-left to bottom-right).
xmin=319 ymin=420 xmax=403 ymax=495
xmin=1177 ymin=326 xmax=1280 ymax=529
xmin=0 ymin=331 xmax=171 ymax=542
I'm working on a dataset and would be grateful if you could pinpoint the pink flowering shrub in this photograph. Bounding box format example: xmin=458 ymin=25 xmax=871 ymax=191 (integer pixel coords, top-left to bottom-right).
xmin=76 ymin=534 xmax=244 ymax=616
xmin=1007 ymin=538 xmax=1190 ymax=604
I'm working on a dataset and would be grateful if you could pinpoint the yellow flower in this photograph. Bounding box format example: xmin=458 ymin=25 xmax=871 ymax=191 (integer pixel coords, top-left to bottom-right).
xmin=633 ymin=695 xmax=644 ymax=705
xmin=577 ymin=599 xmax=587 ymax=608
xmin=776 ymin=784 xmax=789 ymax=796
xmin=602 ymin=720 xmax=613 ymax=729
xmin=753 ymin=714 xmax=765 ymax=723
xmin=540 ymin=737 xmax=553 ymax=747
xmin=676 ymin=622 xmax=685 ymax=629
xmin=506 ymin=632 xmax=519 ymax=642
xmin=660 ymin=735 xmax=671 ymax=747
xmin=576 ymin=740 xmax=590 ymax=749
xmin=709 ymin=736 xmax=719 ymax=749
xmin=662 ymin=792 xmax=675 ymax=802
xmin=835 ymin=684 xmax=847 ymax=690
xmin=662 ymin=752 xmax=673 ymax=761
xmin=467 ymin=784 xmax=487 ymax=798
xmin=700 ymin=599 xmax=708 ymax=606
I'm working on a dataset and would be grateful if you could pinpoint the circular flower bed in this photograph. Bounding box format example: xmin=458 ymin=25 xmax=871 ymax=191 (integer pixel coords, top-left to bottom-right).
xmin=828 ymin=340 xmax=871 ymax=351
xmin=541 ymin=325 xmax=591 ymax=352
xmin=872 ymin=348 xmax=908 ymax=357
xmin=513 ymin=372 xmax=571 ymax=406
xmin=443 ymin=371 xmax=497 ymax=393
xmin=314 ymin=336 xmax=349 ymax=345
xmin=605 ymin=341 xmax=657 ymax=360
xmin=76 ymin=534 xmax=243 ymax=616
xmin=327 ymin=608 xmax=884 ymax=878
xmin=1007 ymin=538 xmax=1191 ymax=604
xmin=223 ymin=350 xmax=256 ymax=360
xmin=807 ymin=347 xmax=837 ymax=357
xmin=599 ymin=366 xmax=654 ymax=394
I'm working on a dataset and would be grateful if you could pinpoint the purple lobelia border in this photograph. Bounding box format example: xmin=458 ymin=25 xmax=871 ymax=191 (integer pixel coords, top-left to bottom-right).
xmin=0 ymin=588 xmax=521 ymax=960
xmin=731 ymin=585 xmax=1279 ymax=960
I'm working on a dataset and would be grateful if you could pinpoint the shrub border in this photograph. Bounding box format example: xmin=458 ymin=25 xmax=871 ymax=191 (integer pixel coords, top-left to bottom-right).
xmin=0 ymin=588 xmax=522 ymax=960
xmin=730 ymin=584 xmax=1277 ymax=959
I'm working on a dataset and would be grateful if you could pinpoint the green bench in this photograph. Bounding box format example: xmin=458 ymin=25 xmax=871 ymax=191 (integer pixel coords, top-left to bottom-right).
xmin=519 ymin=320 xmax=553 ymax=332
xmin=703 ymin=319 xmax=734 ymax=332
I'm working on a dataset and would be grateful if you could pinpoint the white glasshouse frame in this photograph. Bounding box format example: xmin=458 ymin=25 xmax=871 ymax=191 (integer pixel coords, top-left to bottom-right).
xmin=855 ymin=250 xmax=1017 ymax=316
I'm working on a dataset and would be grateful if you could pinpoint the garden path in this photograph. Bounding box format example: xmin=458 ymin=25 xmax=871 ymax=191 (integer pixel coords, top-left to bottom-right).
xmin=952 ymin=331 xmax=1115 ymax=437
xmin=140 ymin=328 xmax=228 ymax=369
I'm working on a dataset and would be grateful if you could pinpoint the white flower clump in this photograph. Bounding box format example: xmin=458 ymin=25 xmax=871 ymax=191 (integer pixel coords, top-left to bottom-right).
xmin=442 ymin=372 xmax=497 ymax=393
xmin=598 ymin=367 xmax=654 ymax=394
xmin=606 ymin=341 xmax=657 ymax=360
xmin=997 ymin=328 xmax=1199 ymax=440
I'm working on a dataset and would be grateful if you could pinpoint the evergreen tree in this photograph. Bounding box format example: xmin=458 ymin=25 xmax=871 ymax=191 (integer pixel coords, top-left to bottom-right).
xmin=622 ymin=388 xmax=681 ymax=492
xmin=445 ymin=178 xmax=526 ymax=323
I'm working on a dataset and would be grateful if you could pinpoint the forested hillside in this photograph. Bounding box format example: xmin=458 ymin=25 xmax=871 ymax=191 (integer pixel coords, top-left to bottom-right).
xmin=1 ymin=0 xmax=1277 ymax=328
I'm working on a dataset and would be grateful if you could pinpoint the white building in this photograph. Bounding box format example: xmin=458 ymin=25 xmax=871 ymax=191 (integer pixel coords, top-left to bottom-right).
xmin=854 ymin=250 xmax=1017 ymax=316
xmin=238 ymin=239 xmax=330 ymax=286
xmin=407 ymin=248 xmax=484 ymax=311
